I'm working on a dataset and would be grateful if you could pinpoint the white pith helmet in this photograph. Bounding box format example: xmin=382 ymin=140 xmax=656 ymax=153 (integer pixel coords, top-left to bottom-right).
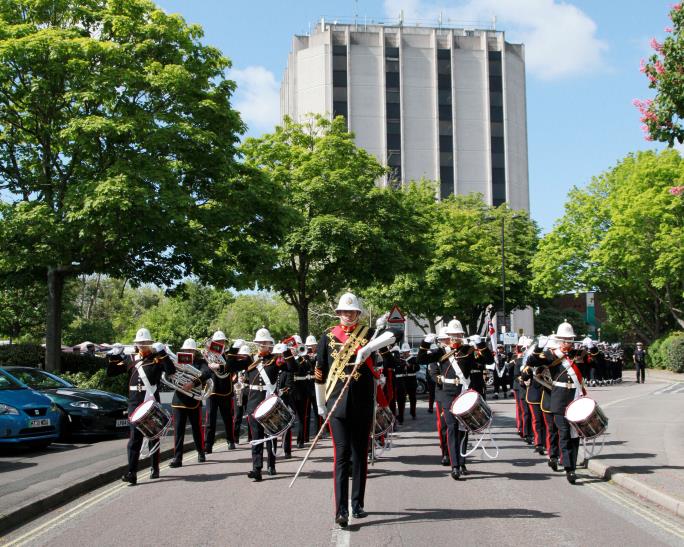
xmin=437 ymin=326 xmax=451 ymax=340
xmin=391 ymin=345 xmax=400 ymax=352
xmin=401 ymin=342 xmax=411 ymax=352
xmin=305 ymin=335 xmax=317 ymax=346
xmin=468 ymin=334 xmax=482 ymax=345
xmin=556 ymin=321 xmax=575 ymax=341
xmin=517 ymin=336 xmax=532 ymax=348
xmin=212 ymin=330 xmax=228 ymax=342
xmin=134 ymin=328 xmax=153 ymax=344
xmin=292 ymin=334 xmax=303 ymax=345
xmin=446 ymin=319 xmax=465 ymax=336
xmin=335 ymin=292 xmax=363 ymax=312
xmin=253 ymin=328 xmax=275 ymax=344
xmin=238 ymin=344 xmax=252 ymax=355
xmin=181 ymin=338 xmax=197 ymax=350
xmin=581 ymin=336 xmax=593 ymax=347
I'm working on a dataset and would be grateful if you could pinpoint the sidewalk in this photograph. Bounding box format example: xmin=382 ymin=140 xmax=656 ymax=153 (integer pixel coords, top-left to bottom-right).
xmin=584 ymin=370 xmax=684 ymax=518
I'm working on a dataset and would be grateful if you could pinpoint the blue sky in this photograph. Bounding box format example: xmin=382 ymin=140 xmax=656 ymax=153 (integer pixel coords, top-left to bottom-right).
xmin=155 ymin=0 xmax=675 ymax=233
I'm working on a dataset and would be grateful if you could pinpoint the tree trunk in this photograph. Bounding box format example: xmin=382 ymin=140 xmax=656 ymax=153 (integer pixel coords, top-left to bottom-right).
xmin=296 ymin=299 xmax=309 ymax=339
xmin=45 ymin=267 xmax=65 ymax=372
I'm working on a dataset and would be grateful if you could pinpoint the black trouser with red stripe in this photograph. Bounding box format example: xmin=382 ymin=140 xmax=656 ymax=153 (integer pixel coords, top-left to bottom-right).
xmin=172 ymin=405 xmax=204 ymax=462
xmin=329 ymin=413 xmax=372 ymax=517
xmin=543 ymin=411 xmax=559 ymax=460
xmin=554 ymin=413 xmax=580 ymax=471
xmin=206 ymin=395 xmax=234 ymax=449
xmin=436 ymin=400 xmax=467 ymax=468
xmin=513 ymin=389 xmax=531 ymax=437
xmin=529 ymin=402 xmax=547 ymax=449
xmin=248 ymin=415 xmax=276 ymax=470
xmin=293 ymin=393 xmax=311 ymax=445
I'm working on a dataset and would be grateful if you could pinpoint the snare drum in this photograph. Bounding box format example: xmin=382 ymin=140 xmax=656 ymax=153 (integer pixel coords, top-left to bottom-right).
xmin=450 ymin=389 xmax=493 ymax=433
xmin=130 ymin=400 xmax=171 ymax=440
xmin=374 ymin=405 xmax=394 ymax=438
xmin=253 ymin=395 xmax=295 ymax=437
xmin=565 ymin=397 xmax=608 ymax=439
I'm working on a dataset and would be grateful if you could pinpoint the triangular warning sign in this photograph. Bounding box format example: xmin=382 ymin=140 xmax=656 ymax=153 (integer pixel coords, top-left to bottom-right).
xmin=387 ymin=304 xmax=405 ymax=323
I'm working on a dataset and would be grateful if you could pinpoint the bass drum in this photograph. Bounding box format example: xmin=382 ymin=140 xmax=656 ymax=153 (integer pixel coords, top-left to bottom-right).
xmin=253 ymin=395 xmax=295 ymax=437
xmin=565 ymin=397 xmax=608 ymax=439
xmin=130 ymin=400 xmax=171 ymax=440
xmin=450 ymin=389 xmax=493 ymax=433
xmin=373 ymin=405 xmax=395 ymax=438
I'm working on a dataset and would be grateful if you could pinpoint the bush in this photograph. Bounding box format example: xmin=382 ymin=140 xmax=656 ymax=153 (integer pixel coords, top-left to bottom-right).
xmin=0 ymin=343 xmax=45 ymax=367
xmin=59 ymin=352 xmax=107 ymax=375
xmin=664 ymin=333 xmax=684 ymax=373
xmin=61 ymin=369 xmax=128 ymax=396
xmin=647 ymin=337 xmax=666 ymax=369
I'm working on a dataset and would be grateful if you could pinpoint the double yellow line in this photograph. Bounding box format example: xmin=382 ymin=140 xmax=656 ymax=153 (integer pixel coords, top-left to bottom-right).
xmin=588 ymin=480 xmax=684 ymax=540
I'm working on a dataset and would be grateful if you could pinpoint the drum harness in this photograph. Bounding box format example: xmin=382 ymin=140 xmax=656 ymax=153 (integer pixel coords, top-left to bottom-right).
xmin=249 ymin=359 xmax=295 ymax=453
xmin=443 ymin=353 xmax=500 ymax=460
xmin=133 ymin=357 xmax=171 ymax=457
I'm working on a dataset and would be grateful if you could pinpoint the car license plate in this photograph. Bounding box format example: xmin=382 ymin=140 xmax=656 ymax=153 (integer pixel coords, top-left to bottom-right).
xmin=116 ymin=419 xmax=129 ymax=427
xmin=29 ymin=418 xmax=51 ymax=428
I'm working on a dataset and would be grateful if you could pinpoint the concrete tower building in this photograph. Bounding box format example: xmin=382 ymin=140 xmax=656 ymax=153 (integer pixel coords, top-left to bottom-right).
xmin=281 ymin=20 xmax=529 ymax=212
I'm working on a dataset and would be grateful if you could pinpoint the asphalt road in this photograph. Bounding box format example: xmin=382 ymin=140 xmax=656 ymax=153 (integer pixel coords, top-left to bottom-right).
xmin=2 ymin=378 xmax=683 ymax=547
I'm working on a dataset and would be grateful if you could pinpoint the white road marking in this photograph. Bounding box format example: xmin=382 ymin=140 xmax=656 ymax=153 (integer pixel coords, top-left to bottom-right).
xmin=653 ymin=383 xmax=681 ymax=395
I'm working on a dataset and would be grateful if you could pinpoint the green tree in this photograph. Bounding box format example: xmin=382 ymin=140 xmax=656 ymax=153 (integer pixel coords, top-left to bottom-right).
xmin=212 ymin=293 xmax=298 ymax=343
xmin=364 ymin=193 xmax=539 ymax=335
xmin=533 ymin=303 xmax=587 ymax=339
xmin=0 ymin=1 xmax=269 ymax=370
xmin=0 ymin=281 xmax=45 ymax=342
xmin=240 ymin=115 xmax=426 ymax=337
xmin=532 ymin=150 xmax=684 ymax=343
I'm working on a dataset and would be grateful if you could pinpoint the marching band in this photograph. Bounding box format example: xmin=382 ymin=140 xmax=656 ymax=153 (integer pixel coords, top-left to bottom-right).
xmin=106 ymin=298 xmax=613 ymax=527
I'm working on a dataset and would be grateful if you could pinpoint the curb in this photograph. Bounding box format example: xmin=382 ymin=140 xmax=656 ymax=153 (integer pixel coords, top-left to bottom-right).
xmin=0 ymin=434 xmax=225 ymax=536
xmin=587 ymin=459 xmax=684 ymax=518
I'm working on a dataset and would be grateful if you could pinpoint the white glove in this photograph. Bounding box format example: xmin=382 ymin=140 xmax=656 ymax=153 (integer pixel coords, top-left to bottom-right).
xmin=317 ymin=404 xmax=328 ymax=418
xmin=109 ymin=344 xmax=124 ymax=356
xmin=273 ymin=343 xmax=287 ymax=354
xmin=470 ymin=335 xmax=482 ymax=345
xmin=152 ymin=342 xmax=165 ymax=353
xmin=424 ymin=333 xmax=436 ymax=344
xmin=378 ymin=374 xmax=386 ymax=387
xmin=376 ymin=312 xmax=388 ymax=330
xmin=232 ymin=338 xmax=245 ymax=349
xmin=537 ymin=335 xmax=548 ymax=349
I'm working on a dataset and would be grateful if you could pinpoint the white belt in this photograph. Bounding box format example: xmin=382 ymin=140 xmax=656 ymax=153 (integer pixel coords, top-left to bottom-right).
xmin=294 ymin=375 xmax=314 ymax=381
xmin=440 ymin=377 xmax=460 ymax=385
xmin=470 ymin=370 xmax=483 ymax=374
xmin=553 ymin=381 xmax=574 ymax=389
xmin=129 ymin=385 xmax=148 ymax=392
xmin=249 ymin=385 xmax=268 ymax=391
xmin=395 ymin=373 xmax=417 ymax=378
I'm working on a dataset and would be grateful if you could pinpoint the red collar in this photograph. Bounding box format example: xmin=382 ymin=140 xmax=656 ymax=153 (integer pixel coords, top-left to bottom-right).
xmin=339 ymin=323 xmax=357 ymax=333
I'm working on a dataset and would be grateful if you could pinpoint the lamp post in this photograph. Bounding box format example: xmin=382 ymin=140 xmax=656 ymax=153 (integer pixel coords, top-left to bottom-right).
xmin=485 ymin=214 xmax=520 ymax=334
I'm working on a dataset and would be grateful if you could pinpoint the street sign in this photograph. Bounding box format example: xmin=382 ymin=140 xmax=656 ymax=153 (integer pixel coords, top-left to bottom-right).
xmin=503 ymin=332 xmax=518 ymax=345
xmin=387 ymin=304 xmax=405 ymax=324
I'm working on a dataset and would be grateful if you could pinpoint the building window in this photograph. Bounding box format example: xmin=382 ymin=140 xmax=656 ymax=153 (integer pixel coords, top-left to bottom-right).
xmin=489 ymin=50 xmax=505 ymax=204
xmin=385 ymin=45 xmax=401 ymax=185
xmin=437 ymin=48 xmax=454 ymax=199
xmin=332 ymin=45 xmax=348 ymax=125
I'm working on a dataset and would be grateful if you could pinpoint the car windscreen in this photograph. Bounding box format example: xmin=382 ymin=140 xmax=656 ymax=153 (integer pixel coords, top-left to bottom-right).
xmin=0 ymin=370 xmax=23 ymax=390
xmin=7 ymin=368 xmax=71 ymax=389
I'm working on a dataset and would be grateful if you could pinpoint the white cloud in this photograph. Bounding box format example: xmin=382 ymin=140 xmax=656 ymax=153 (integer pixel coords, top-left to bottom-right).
xmin=383 ymin=0 xmax=608 ymax=80
xmin=230 ymin=66 xmax=280 ymax=135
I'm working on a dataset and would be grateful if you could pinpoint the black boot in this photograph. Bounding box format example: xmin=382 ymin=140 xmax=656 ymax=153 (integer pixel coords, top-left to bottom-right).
xmin=441 ymin=455 xmax=450 ymax=466
xmin=149 ymin=468 xmax=160 ymax=479
xmin=566 ymin=470 xmax=577 ymax=484
xmin=247 ymin=469 xmax=262 ymax=482
xmin=228 ymin=442 xmax=236 ymax=450
xmin=121 ymin=472 xmax=137 ymax=485
xmin=335 ymin=512 xmax=349 ymax=528
xmin=169 ymin=459 xmax=182 ymax=468
xmin=460 ymin=464 xmax=468 ymax=476
xmin=197 ymin=452 xmax=206 ymax=463
xmin=268 ymin=466 xmax=277 ymax=476
xmin=450 ymin=467 xmax=461 ymax=480
xmin=548 ymin=458 xmax=558 ymax=472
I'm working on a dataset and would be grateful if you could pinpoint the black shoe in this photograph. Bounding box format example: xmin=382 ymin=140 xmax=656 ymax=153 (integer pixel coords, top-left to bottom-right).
xmin=493 ymin=393 xmax=499 ymax=400
xmin=228 ymin=442 xmax=236 ymax=450
xmin=525 ymin=437 xmax=533 ymax=445
xmin=247 ymin=469 xmax=262 ymax=482
xmin=169 ymin=460 xmax=182 ymax=468
xmin=284 ymin=452 xmax=292 ymax=459
xmin=428 ymin=408 xmax=433 ymax=413
xmin=411 ymin=414 xmax=416 ymax=420
xmin=205 ymin=446 xmax=213 ymax=454
xmin=268 ymin=466 xmax=276 ymax=476
xmin=296 ymin=442 xmax=304 ymax=449
xmin=503 ymin=393 xmax=507 ymax=399
xmin=535 ymin=446 xmax=546 ymax=456
xmin=548 ymin=458 xmax=558 ymax=472
xmin=335 ymin=513 xmax=349 ymax=528
xmin=566 ymin=470 xmax=577 ymax=485
xmin=149 ymin=468 xmax=159 ymax=479
xmin=121 ymin=472 xmax=137 ymax=485
xmin=441 ymin=455 xmax=450 ymax=466
xmin=460 ymin=465 xmax=468 ymax=476
xmin=352 ymin=508 xmax=368 ymax=519
xmin=451 ymin=467 xmax=461 ymax=480
xmin=198 ymin=452 xmax=206 ymax=463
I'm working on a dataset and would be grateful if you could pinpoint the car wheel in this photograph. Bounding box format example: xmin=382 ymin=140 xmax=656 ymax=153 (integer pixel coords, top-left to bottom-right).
xmin=26 ymin=440 xmax=53 ymax=451
xmin=416 ymin=380 xmax=427 ymax=395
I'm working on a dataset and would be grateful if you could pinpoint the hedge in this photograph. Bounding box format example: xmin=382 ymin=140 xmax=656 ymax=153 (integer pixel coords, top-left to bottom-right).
xmin=60 ymin=369 xmax=128 ymax=396
xmin=646 ymin=332 xmax=684 ymax=373
xmin=0 ymin=343 xmax=107 ymax=374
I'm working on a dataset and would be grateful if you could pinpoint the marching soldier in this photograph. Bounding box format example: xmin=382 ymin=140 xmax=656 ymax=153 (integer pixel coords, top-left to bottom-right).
xmin=275 ymin=339 xmax=296 ymax=458
xmin=465 ymin=327 xmax=492 ymax=399
xmin=418 ymin=320 xmax=492 ymax=480
xmin=396 ymin=343 xmax=419 ymax=422
xmin=522 ymin=342 xmax=548 ymax=456
xmin=232 ymin=346 xmax=251 ymax=444
xmin=169 ymin=338 xmax=212 ymax=468
xmin=205 ymin=331 xmax=237 ymax=453
xmin=314 ymin=293 xmax=397 ymax=528
xmin=293 ymin=335 xmax=316 ymax=447
xmin=512 ymin=336 xmax=533 ymax=443
xmin=304 ymin=335 xmax=322 ymax=438
xmin=531 ymin=322 xmax=589 ymax=484
xmin=633 ymin=342 xmax=647 ymax=384
xmin=492 ymin=344 xmax=510 ymax=399
xmin=107 ymin=328 xmax=176 ymax=485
